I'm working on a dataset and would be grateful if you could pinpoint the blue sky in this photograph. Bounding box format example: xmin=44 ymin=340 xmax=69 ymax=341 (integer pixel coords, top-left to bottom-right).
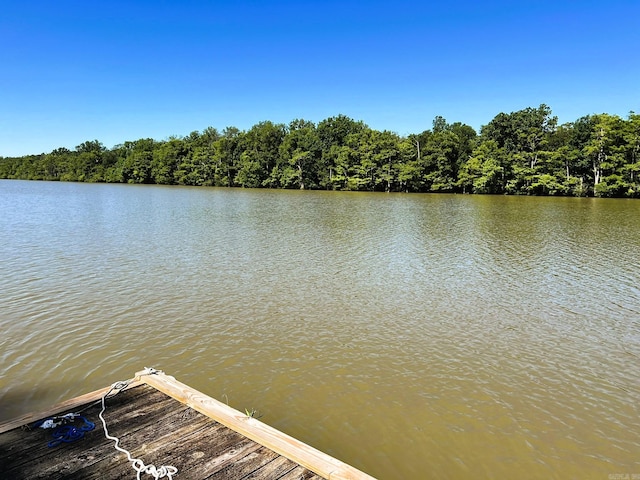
xmin=1 ymin=0 xmax=638 ymax=156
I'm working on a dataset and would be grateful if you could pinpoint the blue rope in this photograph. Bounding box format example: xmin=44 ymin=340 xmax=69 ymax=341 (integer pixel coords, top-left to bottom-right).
xmin=47 ymin=416 xmax=95 ymax=448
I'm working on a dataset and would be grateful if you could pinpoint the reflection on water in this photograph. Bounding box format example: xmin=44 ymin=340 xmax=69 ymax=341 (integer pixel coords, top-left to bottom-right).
xmin=1 ymin=180 xmax=639 ymax=479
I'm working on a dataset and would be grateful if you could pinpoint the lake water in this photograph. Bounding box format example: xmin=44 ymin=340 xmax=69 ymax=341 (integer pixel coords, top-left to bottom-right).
xmin=1 ymin=180 xmax=638 ymax=479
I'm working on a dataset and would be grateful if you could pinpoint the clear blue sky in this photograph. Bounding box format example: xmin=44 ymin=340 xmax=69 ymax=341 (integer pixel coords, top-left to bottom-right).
xmin=1 ymin=0 xmax=638 ymax=156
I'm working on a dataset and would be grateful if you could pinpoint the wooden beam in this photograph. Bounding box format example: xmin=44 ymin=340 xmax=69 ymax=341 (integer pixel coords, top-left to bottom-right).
xmin=0 ymin=380 xmax=143 ymax=435
xmin=139 ymin=370 xmax=376 ymax=480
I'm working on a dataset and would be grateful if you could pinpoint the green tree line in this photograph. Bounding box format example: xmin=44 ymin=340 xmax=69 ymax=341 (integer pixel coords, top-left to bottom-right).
xmin=2 ymin=105 xmax=639 ymax=197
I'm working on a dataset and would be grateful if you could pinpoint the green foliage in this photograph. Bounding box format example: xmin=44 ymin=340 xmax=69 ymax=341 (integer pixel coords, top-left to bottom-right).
xmin=2 ymin=106 xmax=640 ymax=197
xmin=277 ymin=119 xmax=322 ymax=189
xmin=244 ymin=408 xmax=262 ymax=419
xmin=458 ymin=140 xmax=505 ymax=194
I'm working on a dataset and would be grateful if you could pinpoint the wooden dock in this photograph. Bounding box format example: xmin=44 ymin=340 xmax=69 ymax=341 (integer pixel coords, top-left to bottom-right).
xmin=0 ymin=370 xmax=376 ymax=479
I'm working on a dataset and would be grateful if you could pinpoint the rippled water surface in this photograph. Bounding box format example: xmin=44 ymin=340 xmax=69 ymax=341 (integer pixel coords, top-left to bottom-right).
xmin=1 ymin=180 xmax=639 ymax=479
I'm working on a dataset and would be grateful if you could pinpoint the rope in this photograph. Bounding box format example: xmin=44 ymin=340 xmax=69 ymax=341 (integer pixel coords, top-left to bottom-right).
xmin=34 ymin=413 xmax=96 ymax=447
xmin=98 ymin=367 xmax=178 ymax=480
xmin=48 ymin=416 xmax=95 ymax=447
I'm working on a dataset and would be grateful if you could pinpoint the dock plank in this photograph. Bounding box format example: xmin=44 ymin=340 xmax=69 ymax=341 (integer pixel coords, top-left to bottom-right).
xmin=49 ymin=400 xmax=214 ymax=478
xmin=0 ymin=388 xmax=170 ymax=478
xmin=210 ymin=444 xmax=281 ymax=479
xmin=230 ymin=452 xmax=300 ymax=479
xmin=278 ymin=466 xmax=326 ymax=480
xmin=0 ymin=387 xmax=178 ymax=473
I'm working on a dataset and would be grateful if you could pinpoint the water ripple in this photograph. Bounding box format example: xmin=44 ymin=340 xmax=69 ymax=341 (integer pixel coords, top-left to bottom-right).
xmin=0 ymin=183 xmax=639 ymax=479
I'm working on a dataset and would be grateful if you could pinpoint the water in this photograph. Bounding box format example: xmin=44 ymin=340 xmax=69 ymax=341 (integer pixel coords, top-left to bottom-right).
xmin=1 ymin=180 xmax=638 ymax=479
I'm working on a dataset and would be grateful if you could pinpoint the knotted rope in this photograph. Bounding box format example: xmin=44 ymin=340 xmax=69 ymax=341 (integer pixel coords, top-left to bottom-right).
xmin=98 ymin=367 xmax=178 ymax=480
xmin=35 ymin=413 xmax=96 ymax=447
xmin=48 ymin=415 xmax=95 ymax=447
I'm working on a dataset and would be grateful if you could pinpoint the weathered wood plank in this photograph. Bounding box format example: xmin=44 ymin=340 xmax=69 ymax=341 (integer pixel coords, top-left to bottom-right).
xmin=178 ymin=436 xmax=263 ymax=478
xmin=0 ymin=386 xmax=189 ymax=479
xmin=0 ymin=386 xmax=168 ymax=455
xmin=140 ymin=371 xmax=376 ymax=480
xmin=66 ymin=398 xmax=221 ymax=479
xmin=47 ymin=386 xmax=284 ymax=480
xmin=207 ymin=444 xmax=280 ymax=480
xmin=0 ymin=387 xmax=177 ymax=471
xmin=242 ymin=454 xmax=299 ymax=479
xmin=278 ymin=466 xmax=325 ymax=480
xmin=0 ymin=382 xmax=158 ymax=474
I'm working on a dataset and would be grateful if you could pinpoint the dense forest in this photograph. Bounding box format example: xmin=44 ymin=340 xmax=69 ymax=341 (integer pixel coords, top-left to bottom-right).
xmin=2 ymin=105 xmax=639 ymax=197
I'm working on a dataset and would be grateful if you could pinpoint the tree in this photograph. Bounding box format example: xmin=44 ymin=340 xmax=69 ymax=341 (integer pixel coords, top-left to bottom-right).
xmin=152 ymin=138 xmax=185 ymax=184
xmin=395 ymin=137 xmax=419 ymax=192
xmin=213 ymin=127 xmax=243 ymax=187
xmin=3 ymin=107 xmax=640 ymax=197
xmin=120 ymin=139 xmax=155 ymax=184
xmin=583 ymin=114 xmax=625 ymax=195
xmin=481 ymin=104 xmax=557 ymax=194
xmin=372 ymin=130 xmax=402 ymax=192
xmin=277 ymin=119 xmax=321 ymax=189
xmin=317 ymin=115 xmax=367 ymax=189
xmin=70 ymin=140 xmax=106 ymax=182
xmin=622 ymin=112 xmax=640 ymax=196
xmin=235 ymin=121 xmax=285 ymax=188
xmin=555 ymin=117 xmax=595 ymax=195
xmin=458 ymin=140 xmax=505 ymax=194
